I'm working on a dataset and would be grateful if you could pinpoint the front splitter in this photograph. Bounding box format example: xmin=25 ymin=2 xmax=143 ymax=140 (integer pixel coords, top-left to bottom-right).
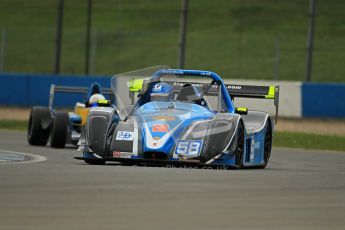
xmin=74 ymin=156 xmax=239 ymax=169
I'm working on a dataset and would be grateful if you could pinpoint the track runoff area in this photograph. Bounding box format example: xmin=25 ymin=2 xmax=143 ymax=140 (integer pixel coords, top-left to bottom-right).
xmin=0 ymin=130 xmax=344 ymax=229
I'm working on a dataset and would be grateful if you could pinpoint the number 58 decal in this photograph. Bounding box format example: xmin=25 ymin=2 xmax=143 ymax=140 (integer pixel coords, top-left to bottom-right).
xmin=175 ymin=140 xmax=203 ymax=156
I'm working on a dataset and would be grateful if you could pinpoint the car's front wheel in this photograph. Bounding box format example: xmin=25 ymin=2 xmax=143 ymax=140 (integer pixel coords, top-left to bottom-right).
xmin=50 ymin=112 xmax=69 ymax=148
xmin=258 ymin=119 xmax=272 ymax=169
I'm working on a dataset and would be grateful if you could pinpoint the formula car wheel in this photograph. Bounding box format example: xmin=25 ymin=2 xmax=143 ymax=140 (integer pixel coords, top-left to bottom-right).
xmin=234 ymin=120 xmax=245 ymax=168
xmin=84 ymin=159 xmax=105 ymax=165
xmin=27 ymin=106 xmax=51 ymax=146
xmin=258 ymin=119 xmax=272 ymax=169
xmin=50 ymin=112 xmax=69 ymax=148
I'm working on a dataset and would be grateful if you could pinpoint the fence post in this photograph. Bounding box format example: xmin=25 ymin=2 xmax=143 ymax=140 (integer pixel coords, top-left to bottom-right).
xmin=178 ymin=0 xmax=189 ymax=69
xmin=90 ymin=29 xmax=98 ymax=74
xmin=54 ymin=0 xmax=64 ymax=74
xmin=274 ymin=34 xmax=280 ymax=80
xmin=305 ymin=0 xmax=317 ymax=82
xmin=0 ymin=28 xmax=6 ymax=72
xmin=85 ymin=0 xmax=93 ymax=75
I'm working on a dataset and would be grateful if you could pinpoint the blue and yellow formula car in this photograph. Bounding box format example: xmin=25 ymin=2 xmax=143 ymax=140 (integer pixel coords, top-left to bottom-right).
xmin=27 ymin=82 xmax=112 ymax=148
xmin=77 ymin=67 xmax=279 ymax=168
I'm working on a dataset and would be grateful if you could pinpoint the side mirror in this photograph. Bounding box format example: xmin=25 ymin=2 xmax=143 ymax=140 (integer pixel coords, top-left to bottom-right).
xmin=235 ymin=107 xmax=248 ymax=115
xmin=129 ymin=79 xmax=144 ymax=92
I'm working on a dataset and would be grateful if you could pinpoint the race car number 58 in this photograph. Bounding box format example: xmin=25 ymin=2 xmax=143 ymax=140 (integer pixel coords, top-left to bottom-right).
xmin=175 ymin=140 xmax=203 ymax=155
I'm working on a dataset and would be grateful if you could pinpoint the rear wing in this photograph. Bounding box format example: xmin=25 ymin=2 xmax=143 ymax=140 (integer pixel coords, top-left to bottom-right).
xmin=170 ymin=81 xmax=279 ymax=123
xmin=224 ymin=84 xmax=280 ymax=124
xmin=49 ymin=84 xmax=113 ymax=110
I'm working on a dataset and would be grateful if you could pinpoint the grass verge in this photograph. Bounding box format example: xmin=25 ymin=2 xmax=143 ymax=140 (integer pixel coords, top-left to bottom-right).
xmin=0 ymin=120 xmax=28 ymax=131
xmin=0 ymin=120 xmax=344 ymax=152
xmin=274 ymin=131 xmax=345 ymax=152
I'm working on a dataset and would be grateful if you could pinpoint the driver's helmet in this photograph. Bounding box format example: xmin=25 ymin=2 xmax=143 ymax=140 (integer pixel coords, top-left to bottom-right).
xmin=150 ymin=83 xmax=174 ymax=102
xmin=88 ymin=93 xmax=106 ymax=107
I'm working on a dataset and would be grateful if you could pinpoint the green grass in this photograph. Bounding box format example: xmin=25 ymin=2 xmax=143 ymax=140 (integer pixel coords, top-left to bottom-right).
xmin=0 ymin=120 xmax=27 ymax=131
xmin=0 ymin=0 xmax=344 ymax=82
xmin=274 ymin=131 xmax=345 ymax=152
xmin=0 ymin=119 xmax=344 ymax=152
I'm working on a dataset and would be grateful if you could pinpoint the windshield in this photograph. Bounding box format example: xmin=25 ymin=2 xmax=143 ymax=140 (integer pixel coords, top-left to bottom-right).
xmin=111 ymin=67 xmax=229 ymax=119
xmin=159 ymin=75 xmax=228 ymax=112
xmin=111 ymin=66 xmax=168 ymax=119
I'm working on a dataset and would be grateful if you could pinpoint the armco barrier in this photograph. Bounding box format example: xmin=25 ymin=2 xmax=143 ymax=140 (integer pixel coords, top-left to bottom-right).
xmin=0 ymin=73 xmax=344 ymax=118
xmin=302 ymin=82 xmax=345 ymax=118
xmin=0 ymin=73 xmax=111 ymax=107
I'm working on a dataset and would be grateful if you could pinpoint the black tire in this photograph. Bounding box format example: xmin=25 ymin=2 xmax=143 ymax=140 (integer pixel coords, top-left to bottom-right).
xmin=50 ymin=112 xmax=69 ymax=148
xmin=234 ymin=120 xmax=245 ymax=168
xmin=27 ymin=106 xmax=51 ymax=146
xmin=84 ymin=159 xmax=106 ymax=165
xmin=258 ymin=119 xmax=273 ymax=169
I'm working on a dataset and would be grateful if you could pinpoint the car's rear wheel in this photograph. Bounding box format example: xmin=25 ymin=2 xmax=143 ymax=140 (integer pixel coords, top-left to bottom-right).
xmin=258 ymin=120 xmax=272 ymax=169
xmin=234 ymin=121 xmax=245 ymax=168
xmin=27 ymin=106 xmax=51 ymax=146
xmin=50 ymin=112 xmax=69 ymax=148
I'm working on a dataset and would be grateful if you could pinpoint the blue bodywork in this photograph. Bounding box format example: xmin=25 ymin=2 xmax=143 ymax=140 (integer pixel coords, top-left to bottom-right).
xmin=131 ymin=102 xmax=268 ymax=167
xmin=134 ymin=101 xmax=214 ymax=155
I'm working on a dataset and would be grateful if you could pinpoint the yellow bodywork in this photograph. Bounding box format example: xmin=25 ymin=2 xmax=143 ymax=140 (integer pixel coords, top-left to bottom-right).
xmin=74 ymin=105 xmax=90 ymax=125
xmin=265 ymin=86 xmax=275 ymax=99
xmin=129 ymin=79 xmax=144 ymax=92
xmin=235 ymin=107 xmax=248 ymax=113
xmin=97 ymin=99 xmax=110 ymax=106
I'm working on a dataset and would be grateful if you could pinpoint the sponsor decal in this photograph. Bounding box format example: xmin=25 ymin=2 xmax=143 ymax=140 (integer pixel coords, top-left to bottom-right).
xmin=249 ymin=138 xmax=260 ymax=161
xmin=153 ymin=116 xmax=176 ymax=121
xmin=152 ymin=124 xmax=169 ymax=132
xmin=162 ymin=70 xmax=184 ymax=75
xmin=112 ymin=151 xmax=131 ymax=158
xmin=153 ymin=84 xmax=162 ymax=92
xmin=200 ymin=72 xmax=211 ymax=76
xmin=116 ymin=131 xmax=134 ymax=141
xmin=90 ymin=107 xmax=113 ymax=113
xmin=226 ymin=85 xmax=242 ymax=90
xmin=152 ymin=137 xmax=160 ymax=146
xmin=113 ymin=151 xmax=122 ymax=157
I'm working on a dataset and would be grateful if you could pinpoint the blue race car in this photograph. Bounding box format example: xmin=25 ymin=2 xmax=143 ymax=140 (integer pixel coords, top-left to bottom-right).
xmin=77 ymin=67 xmax=279 ymax=168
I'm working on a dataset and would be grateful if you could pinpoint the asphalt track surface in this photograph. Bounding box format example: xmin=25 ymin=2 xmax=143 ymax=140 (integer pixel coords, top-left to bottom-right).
xmin=0 ymin=131 xmax=344 ymax=230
